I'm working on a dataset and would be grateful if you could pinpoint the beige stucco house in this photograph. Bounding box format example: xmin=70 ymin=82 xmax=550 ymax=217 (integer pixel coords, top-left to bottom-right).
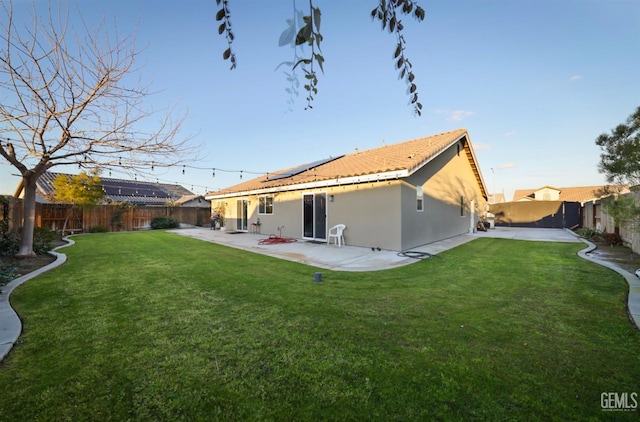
xmin=205 ymin=129 xmax=489 ymax=251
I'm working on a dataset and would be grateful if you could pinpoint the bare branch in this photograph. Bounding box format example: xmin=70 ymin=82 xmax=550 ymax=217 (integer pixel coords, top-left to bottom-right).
xmin=0 ymin=0 xmax=199 ymax=256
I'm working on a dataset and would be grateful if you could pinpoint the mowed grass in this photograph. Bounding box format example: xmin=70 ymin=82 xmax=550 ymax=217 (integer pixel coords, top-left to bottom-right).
xmin=0 ymin=231 xmax=638 ymax=421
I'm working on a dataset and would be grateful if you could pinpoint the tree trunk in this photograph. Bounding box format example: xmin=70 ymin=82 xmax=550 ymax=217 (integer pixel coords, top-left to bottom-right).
xmin=17 ymin=175 xmax=38 ymax=258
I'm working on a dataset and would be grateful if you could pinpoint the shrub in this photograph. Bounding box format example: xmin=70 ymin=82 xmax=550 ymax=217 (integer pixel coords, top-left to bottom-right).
xmin=88 ymin=226 xmax=107 ymax=233
xmin=0 ymin=231 xmax=20 ymax=257
xmin=0 ymin=263 xmax=17 ymax=286
xmin=150 ymin=216 xmax=179 ymax=230
xmin=30 ymin=227 xmax=60 ymax=254
xmin=601 ymin=232 xmax=622 ymax=246
xmin=575 ymin=227 xmax=598 ymax=239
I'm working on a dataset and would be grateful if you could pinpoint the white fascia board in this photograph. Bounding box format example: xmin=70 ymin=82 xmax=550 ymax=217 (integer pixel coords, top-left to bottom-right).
xmin=205 ymin=169 xmax=409 ymax=200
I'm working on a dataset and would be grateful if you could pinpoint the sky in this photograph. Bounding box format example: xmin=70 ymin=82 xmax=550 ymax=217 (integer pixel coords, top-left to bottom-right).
xmin=1 ymin=0 xmax=639 ymax=201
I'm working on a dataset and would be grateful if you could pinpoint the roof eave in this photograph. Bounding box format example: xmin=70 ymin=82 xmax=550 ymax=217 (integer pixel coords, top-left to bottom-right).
xmin=205 ymin=169 xmax=410 ymax=200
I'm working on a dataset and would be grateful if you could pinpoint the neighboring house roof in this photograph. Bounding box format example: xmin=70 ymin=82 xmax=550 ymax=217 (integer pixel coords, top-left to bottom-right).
xmin=207 ymin=128 xmax=487 ymax=198
xmin=175 ymin=194 xmax=210 ymax=207
xmin=16 ymin=171 xmax=197 ymax=205
xmin=512 ymin=185 xmax=628 ymax=203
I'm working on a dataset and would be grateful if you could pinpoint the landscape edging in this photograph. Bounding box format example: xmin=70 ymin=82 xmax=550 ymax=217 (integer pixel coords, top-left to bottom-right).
xmin=0 ymin=237 xmax=74 ymax=362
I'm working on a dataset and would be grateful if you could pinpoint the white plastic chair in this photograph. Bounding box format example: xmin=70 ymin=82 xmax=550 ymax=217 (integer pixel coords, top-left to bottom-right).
xmin=327 ymin=224 xmax=346 ymax=247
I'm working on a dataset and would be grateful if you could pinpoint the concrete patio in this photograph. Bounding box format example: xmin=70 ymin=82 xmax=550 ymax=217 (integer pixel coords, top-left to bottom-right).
xmin=168 ymin=226 xmax=581 ymax=272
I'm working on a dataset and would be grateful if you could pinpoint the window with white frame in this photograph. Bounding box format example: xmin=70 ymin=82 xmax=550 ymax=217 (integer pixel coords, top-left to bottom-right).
xmin=416 ymin=186 xmax=424 ymax=212
xmin=258 ymin=195 xmax=274 ymax=214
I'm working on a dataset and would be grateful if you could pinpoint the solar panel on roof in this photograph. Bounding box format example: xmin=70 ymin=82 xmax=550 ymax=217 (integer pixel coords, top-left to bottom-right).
xmin=102 ymin=179 xmax=172 ymax=198
xmin=267 ymin=155 xmax=344 ymax=181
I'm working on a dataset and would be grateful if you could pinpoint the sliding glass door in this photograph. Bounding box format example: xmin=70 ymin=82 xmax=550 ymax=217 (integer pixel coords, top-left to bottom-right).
xmin=302 ymin=193 xmax=326 ymax=240
xmin=236 ymin=199 xmax=248 ymax=231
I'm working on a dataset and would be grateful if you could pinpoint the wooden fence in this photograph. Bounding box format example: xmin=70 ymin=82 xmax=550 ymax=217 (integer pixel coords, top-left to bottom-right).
xmin=3 ymin=197 xmax=211 ymax=233
xmin=582 ymin=189 xmax=640 ymax=254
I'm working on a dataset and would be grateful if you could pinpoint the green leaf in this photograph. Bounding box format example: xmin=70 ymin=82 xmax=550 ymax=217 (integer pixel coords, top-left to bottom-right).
xmin=293 ymin=58 xmax=312 ymax=70
xmin=295 ymin=23 xmax=312 ymax=46
xmin=223 ymin=48 xmax=231 ymax=60
xmin=315 ymin=54 xmax=325 ymax=73
xmin=313 ymin=7 xmax=322 ymax=32
xmin=394 ymin=44 xmax=402 ymax=58
xmin=396 ymin=57 xmax=404 ymax=69
xmin=218 ymin=22 xmax=226 ymax=35
xmin=390 ymin=16 xmax=396 ymax=32
xmin=215 ymin=8 xmax=225 ymax=21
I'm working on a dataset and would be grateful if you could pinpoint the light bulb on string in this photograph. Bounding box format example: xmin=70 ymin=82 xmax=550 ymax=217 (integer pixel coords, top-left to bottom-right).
xmin=151 ymin=161 xmax=154 ymax=171
xmin=182 ymin=165 xmax=185 ymax=175
xmin=240 ymin=170 xmax=243 ymax=179
xmin=212 ymin=168 xmax=216 ymax=178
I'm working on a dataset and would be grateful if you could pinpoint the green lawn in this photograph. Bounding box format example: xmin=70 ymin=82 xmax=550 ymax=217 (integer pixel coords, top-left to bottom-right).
xmin=0 ymin=231 xmax=638 ymax=421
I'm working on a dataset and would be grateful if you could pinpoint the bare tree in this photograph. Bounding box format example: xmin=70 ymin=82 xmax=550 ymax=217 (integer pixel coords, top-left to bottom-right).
xmin=0 ymin=1 xmax=197 ymax=257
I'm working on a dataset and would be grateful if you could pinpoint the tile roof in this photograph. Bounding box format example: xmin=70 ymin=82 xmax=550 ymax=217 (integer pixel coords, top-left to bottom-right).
xmin=208 ymin=129 xmax=483 ymax=197
xmin=512 ymin=185 xmax=629 ymax=203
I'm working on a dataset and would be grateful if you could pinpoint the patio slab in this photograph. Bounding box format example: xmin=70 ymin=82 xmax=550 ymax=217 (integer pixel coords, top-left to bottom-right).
xmin=169 ymin=228 xmax=415 ymax=271
xmin=167 ymin=226 xmax=580 ymax=272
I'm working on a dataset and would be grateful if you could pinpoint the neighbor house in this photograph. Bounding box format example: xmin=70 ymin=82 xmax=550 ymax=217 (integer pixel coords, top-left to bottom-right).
xmin=512 ymin=185 xmax=628 ymax=203
xmin=14 ymin=171 xmax=208 ymax=207
xmin=205 ymin=129 xmax=489 ymax=251
xmin=491 ymin=184 xmax=630 ymax=229
xmin=12 ymin=172 xmax=210 ymax=232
